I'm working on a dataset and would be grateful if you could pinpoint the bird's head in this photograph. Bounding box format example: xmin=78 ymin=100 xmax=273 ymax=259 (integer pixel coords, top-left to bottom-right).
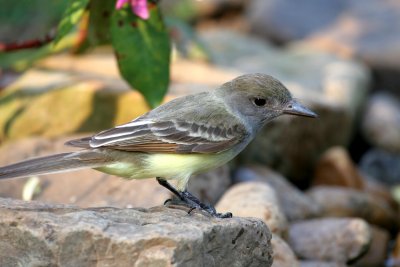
xmin=216 ymin=73 xmax=317 ymax=131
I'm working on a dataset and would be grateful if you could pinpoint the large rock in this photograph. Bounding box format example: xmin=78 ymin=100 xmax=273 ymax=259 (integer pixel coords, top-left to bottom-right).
xmin=362 ymin=92 xmax=400 ymax=154
xmin=200 ymin=29 xmax=370 ymax=183
xmin=0 ymin=197 xmax=273 ymax=267
xmin=247 ymin=0 xmax=400 ymax=71
xmin=288 ymin=218 xmax=371 ymax=263
xmin=234 ymin=165 xmax=321 ymax=221
xmin=307 ymin=186 xmax=397 ymax=230
xmin=216 ymin=181 xmax=288 ymax=237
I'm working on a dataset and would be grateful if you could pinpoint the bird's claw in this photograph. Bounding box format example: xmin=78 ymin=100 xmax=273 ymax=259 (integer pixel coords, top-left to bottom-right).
xmin=157 ymin=177 xmax=232 ymax=218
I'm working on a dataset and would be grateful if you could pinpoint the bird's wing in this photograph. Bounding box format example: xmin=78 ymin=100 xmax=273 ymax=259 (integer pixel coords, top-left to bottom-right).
xmin=67 ymin=118 xmax=247 ymax=154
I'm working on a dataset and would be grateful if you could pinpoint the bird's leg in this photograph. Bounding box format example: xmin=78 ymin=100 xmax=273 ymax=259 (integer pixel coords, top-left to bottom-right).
xmin=156 ymin=177 xmax=232 ymax=218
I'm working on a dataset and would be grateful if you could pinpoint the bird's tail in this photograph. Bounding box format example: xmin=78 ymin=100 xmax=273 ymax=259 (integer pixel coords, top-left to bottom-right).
xmin=0 ymin=150 xmax=112 ymax=180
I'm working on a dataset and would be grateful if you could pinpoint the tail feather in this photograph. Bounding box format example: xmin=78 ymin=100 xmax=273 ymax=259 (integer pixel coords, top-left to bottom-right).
xmin=0 ymin=150 xmax=111 ymax=180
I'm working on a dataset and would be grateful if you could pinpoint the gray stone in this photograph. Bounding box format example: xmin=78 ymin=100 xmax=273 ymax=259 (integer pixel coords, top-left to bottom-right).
xmin=234 ymin=165 xmax=322 ymax=221
xmin=200 ymin=29 xmax=370 ymax=183
xmin=216 ymin=181 xmax=288 ymax=237
xmin=307 ymin=186 xmax=397 ymax=230
xmin=360 ymin=148 xmax=400 ymax=186
xmin=289 ymin=218 xmax=371 ymax=263
xmin=247 ymin=0 xmax=400 ymax=70
xmin=362 ymin=92 xmax=400 ymax=153
xmin=0 ymin=197 xmax=273 ymax=267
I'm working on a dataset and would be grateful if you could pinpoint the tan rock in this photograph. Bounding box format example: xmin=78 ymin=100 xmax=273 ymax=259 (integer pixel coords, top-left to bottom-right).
xmin=234 ymin=165 xmax=322 ymax=221
xmin=307 ymin=186 xmax=397 ymax=230
xmin=354 ymin=226 xmax=390 ymax=267
xmin=313 ymin=146 xmax=364 ymax=189
xmin=0 ymin=197 xmax=273 ymax=267
xmin=289 ymin=218 xmax=371 ymax=263
xmin=216 ymin=181 xmax=288 ymax=237
xmin=272 ymin=234 xmax=299 ymax=267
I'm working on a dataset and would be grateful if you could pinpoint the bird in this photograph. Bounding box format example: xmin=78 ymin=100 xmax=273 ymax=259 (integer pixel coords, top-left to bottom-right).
xmin=0 ymin=73 xmax=317 ymax=218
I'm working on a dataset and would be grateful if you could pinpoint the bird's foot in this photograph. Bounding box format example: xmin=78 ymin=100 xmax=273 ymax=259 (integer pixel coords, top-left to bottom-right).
xmin=181 ymin=191 xmax=232 ymax=218
xmin=157 ymin=177 xmax=232 ymax=218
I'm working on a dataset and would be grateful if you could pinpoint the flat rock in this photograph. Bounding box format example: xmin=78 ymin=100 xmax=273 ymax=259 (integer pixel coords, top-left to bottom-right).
xmin=307 ymin=186 xmax=397 ymax=230
xmin=362 ymin=92 xmax=400 ymax=153
xmin=313 ymin=146 xmax=365 ymax=189
xmin=271 ymin=234 xmax=299 ymax=267
xmin=247 ymin=0 xmax=400 ymax=71
xmin=0 ymin=197 xmax=273 ymax=267
xmin=288 ymin=218 xmax=371 ymax=263
xmin=216 ymin=181 xmax=288 ymax=237
xmin=234 ymin=165 xmax=322 ymax=221
xmin=199 ymin=28 xmax=370 ymax=184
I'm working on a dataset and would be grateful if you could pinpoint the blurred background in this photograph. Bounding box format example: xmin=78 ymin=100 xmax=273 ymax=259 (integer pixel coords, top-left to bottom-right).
xmin=0 ymin=0 xmax=400 ymax=266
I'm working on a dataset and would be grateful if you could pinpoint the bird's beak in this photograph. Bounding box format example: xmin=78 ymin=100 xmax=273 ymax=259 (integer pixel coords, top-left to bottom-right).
xmin=283 ymin=100 xmax=317 ymax=118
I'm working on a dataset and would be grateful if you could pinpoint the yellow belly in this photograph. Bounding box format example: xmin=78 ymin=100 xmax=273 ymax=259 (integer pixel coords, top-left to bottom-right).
xmin=95 ymin=150 xmax=236 ymax=190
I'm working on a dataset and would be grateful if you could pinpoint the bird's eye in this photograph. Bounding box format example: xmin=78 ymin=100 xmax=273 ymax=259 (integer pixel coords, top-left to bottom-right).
xmin=253 ymin=98 xmax=266 ymax=107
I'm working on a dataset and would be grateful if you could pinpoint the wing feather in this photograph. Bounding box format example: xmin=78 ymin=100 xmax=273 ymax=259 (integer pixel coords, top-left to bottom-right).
xmin=73 ymin=119 xmax=248 ymax=154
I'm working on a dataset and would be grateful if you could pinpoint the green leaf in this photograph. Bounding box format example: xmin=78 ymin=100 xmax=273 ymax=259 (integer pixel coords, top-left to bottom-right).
xmin=53 ymin=0 xmax=89 ymax=45
xmin=111 ymin=6 xmax=171 ymax=108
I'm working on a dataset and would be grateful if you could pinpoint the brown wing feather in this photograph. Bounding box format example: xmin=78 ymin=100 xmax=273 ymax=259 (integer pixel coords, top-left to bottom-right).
xmin=78 ymin=119 xmax=248 ymax=154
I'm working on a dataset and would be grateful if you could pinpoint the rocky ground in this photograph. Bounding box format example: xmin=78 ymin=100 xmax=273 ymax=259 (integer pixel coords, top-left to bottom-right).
xmin=1 ymin=0 xmax=400 ymax=266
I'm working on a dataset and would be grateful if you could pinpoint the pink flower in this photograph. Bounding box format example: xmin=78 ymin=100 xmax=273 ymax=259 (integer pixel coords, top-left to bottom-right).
xmin=116 ymin=0 xmax=149 ymax=20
